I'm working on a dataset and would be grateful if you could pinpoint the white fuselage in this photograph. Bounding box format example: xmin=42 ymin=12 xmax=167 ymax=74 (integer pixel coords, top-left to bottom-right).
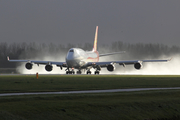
xmin=66 ymin=48 xmax=99 ymax=69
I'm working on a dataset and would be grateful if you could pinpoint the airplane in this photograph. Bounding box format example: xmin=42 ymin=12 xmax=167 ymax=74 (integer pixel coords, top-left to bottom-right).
xmin=7 ymin=26 xmax=170 ymax=74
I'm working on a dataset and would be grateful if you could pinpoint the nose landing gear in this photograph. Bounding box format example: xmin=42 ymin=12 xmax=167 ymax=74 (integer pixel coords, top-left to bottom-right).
xmin=66 ymin=71 xmax=75 ymax=74
xmin=66 ymin=68 xmax=75 ymax=74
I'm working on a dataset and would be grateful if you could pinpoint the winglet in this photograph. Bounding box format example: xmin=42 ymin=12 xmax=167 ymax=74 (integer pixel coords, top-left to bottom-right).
xmin=168 ymin=57 xmax=173 ymax=61
xmin=92 ymin=26 xmax=98 ymax=52
xmin=7 ymin=56 xmax=10 ymax=61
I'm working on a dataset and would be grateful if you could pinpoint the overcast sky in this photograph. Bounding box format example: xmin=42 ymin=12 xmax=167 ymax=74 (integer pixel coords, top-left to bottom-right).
xmin=0 ymin=0 xmax=180 ymax=46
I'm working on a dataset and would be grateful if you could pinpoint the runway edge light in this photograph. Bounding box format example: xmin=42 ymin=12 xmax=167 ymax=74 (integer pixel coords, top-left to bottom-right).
xmin=36 ymin=72 xmax=39 ymax=79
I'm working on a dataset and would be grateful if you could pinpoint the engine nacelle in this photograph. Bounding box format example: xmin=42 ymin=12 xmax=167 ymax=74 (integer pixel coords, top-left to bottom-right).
xmin=25 ymin=63 xmax=33 ymax=70
xmin=107 ymin=64 xmax=115 ymax=72
xmin=134 ymin=62 xmax=143 ymax=70
xmin=45 ymin=65 xmax=53 ymax=72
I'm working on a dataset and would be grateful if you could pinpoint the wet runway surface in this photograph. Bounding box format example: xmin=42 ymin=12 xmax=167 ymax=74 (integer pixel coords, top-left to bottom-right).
xmin=1 ymin=87 xmax=180 ymax=97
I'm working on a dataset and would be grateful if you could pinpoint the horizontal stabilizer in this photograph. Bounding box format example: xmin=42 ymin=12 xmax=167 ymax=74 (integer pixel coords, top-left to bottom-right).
xmin=99 ymin=51 xmax=126 ymax=57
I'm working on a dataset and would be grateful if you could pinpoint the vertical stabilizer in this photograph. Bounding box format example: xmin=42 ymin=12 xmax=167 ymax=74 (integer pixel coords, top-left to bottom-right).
xmin=92 ymin=26 xmax=98 ymax=52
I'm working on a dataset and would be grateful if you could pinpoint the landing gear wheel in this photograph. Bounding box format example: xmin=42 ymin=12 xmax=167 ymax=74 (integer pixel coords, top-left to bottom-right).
xmin=77 ymin=71 xmax=82 ymax=74
xmin=87 ymin=71 xmax=91 ymax=74
xmin=66 ymin=71 xmax=75 ymax=74
xmin=94 ymin=71 xmax=100 ymax=75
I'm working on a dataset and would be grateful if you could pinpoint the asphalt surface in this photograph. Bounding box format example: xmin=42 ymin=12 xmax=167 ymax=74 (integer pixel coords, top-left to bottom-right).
xmin=0 ymin=87 xmax=180 ymax=97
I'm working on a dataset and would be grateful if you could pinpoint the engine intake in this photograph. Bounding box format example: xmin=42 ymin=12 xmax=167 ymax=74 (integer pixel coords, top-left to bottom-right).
xmin=107 ymin=64 xmax=115 ymax=72
xmin=25 ymin=63 xmax=33 ymax=70
xmin=134 ymin=62 xmax=143 ymax=70
xmin=45 ymin=65 xmax=53 ymax=72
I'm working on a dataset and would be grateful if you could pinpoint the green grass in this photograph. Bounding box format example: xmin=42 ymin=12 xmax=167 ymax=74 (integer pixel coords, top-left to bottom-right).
xmin=0 ymin=75 xmax=180 ymax=93
xmin=0 ymin=90 xmax=180 ymax=120
xmin=0 ymin=75 xmax=180 ymax=120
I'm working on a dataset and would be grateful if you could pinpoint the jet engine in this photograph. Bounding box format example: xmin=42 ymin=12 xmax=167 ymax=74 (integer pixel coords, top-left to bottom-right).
xmin=25 ymin=63 xmax=33 ymax=70
xmin=107 ymin=64 xmax=115 ymax=72
xmin=45 ymin=65 xmax=53 ymax=72
xmin=134 ymin=62 xmax=143 ymax=70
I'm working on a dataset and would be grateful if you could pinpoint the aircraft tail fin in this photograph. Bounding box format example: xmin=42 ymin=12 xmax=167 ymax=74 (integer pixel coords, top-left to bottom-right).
xmin=92 ymin=26 xmax=98 ymax=52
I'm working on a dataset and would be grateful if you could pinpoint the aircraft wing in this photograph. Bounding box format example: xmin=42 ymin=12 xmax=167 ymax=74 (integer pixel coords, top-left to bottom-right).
xmin=87 ymin=58 xmax=171 ymax=67
xmin=7 ymin=57 xmax=67 ymax=67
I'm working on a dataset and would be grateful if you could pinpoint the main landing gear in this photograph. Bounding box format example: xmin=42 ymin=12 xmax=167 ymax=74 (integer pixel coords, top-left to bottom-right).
xmin=94 ymin=70 xmax=100 ymax=75
xmin=86 ymin=70 xmax=100 ymax=75
xmin=66 ymin=69 xmax=100 ymax=75
xmin=86 ymin=70 xmax=91 ymax=74
xmin=76 ymin=70 xmax=82 ymax=74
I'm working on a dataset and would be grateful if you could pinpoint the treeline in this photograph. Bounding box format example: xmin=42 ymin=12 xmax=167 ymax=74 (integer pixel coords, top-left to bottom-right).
xmin=0 ymin=42 xmax=179 ymax=68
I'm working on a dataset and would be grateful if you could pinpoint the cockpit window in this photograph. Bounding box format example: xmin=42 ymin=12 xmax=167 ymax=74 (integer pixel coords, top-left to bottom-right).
xmin=69 ymin=49 xmax=74 ymax=52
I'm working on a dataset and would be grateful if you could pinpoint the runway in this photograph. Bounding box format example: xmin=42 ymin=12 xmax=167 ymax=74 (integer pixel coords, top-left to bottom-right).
xmin=1 ymin=87 xmax=180 ymax=97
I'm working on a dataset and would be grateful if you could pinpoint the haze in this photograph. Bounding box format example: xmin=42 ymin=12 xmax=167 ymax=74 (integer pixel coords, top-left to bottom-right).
xmin=15 ymin=44 xmax=180 ymax=75
xmin=1 ymin=0 xmax=180 ymax=46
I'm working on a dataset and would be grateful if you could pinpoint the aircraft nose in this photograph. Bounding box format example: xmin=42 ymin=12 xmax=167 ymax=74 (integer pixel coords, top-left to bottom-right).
xmin=66 ymin=51 xmax=79 ymax=67
xmin=66 ymin=53 xmax=76 ymax=61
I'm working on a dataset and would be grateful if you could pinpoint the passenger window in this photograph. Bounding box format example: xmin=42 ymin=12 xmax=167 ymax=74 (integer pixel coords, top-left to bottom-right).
xmin=69 ymin=50 xmax=74 ymax=52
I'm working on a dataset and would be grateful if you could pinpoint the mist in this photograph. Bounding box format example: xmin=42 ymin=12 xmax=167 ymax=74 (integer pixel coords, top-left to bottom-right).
xmin=16 ymin=49 xmax=67 ymax=74
xmin=99 ymin=55 xmax=178 ymax=75
xmin=12 ymin=42 xmax=180 ymax=75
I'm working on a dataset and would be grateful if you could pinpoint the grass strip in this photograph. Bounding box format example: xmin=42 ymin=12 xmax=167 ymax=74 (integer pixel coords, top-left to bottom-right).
xmin=0 ymin=75 xmax=180 ymax=93
xmin=0 ymin=90 xmax=180 ymax=120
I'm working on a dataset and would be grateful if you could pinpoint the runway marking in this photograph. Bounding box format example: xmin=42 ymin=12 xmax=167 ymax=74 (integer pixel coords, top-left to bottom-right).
xmin=0 ymin=87 xmax=180 ymax=97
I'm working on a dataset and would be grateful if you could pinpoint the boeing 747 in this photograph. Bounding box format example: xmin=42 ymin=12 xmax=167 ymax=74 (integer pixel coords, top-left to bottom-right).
xmin=7 ymin=26 xmax=170 ymax=74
